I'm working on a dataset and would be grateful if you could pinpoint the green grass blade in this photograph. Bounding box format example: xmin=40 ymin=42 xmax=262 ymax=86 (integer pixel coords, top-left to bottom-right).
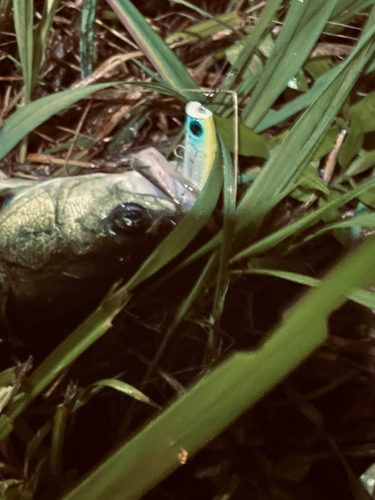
xmin=232 ymin=177 xmax=375 ymax=262
xmin=170 ymin=0 xmax=243 ymax=38
xmin=209 ymin=135 xmax=236 ymax=357
xmin=80 ymin=0 xmax=97 ymax=78
xmin=255 ymin=72 xmax=330 ymax=132
xmin=105 ymin=0 xmax=198 ymax=99
xmin=217 ymin=0 xmax=283 ymax=113
xmin=50 ymin=401 xmax=69 ymax=478
xmin=13 ymin=0 xmax=33 ymax=103
xmin=32 ymin=0 xmax=61 ymax=88
xmin=91 ymin=379 xmax=159 ymax=407
xmin=125 ymin=145 xmax=224 ymax=291
xmin=0 ymin=286 xmax=129 ymax=440
xmin=0 ymin=81 xmax=185 ymax=160
xmin=60 ymin=232 xmax=375 ymax=500
xmin=165 ymin=11 xmax=240 ymax=48
xmin=236 ymin=18 xmax=375 ymax=237
xmin=235 ymin=268 xmax=375 ymax=309
xmin=241 ymin=0 xmax=339 ymax=129
xmin=256 ymin=3 xmax=375 ymax=133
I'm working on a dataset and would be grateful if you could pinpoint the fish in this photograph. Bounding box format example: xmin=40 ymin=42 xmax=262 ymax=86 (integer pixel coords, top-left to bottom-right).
xmin=0 ymin=101 xmax=217 ymax=354
xmin=0 ymin=169 xmax=183 ymax=329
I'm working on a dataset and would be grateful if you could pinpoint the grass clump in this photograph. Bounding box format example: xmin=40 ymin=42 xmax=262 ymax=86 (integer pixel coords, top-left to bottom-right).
xmin=2 ymin=0 xmax=375 ymax=499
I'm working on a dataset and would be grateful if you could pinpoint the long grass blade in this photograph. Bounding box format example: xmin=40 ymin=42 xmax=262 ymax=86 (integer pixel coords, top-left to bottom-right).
xmin=241 ymin=0 xmax=339 ymax=129
xmin=80 ymin=0 xmax=97 ymax=78
xmin=32 ymin=0 xmax=61 ymax=89
xmin=235 ymin=268 xmax=375 ymax=309
xmin=105 ymin=0 xmax=198 ymax=99
xmin=216 ymin=0 xmax=284 ymax=116
xmin=13 ymin=0 xmax=33 ymax=103
xmin=0 ymin=285 xmax=129 ymax=439
xmin=232 ymin=177 xmax=375 ymax=261
xmin=0 ymin=81 xmax=185 ymax=160
xmin=125 ymin=143 xmax=223 ymax=291
xmin=208 ymin=134 xmax=236 ymax=359
xmin=60 ymin=231 xmax=375 ymax=500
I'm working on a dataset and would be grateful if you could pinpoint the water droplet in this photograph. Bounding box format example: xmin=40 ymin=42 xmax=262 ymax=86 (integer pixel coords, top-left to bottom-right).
xmin=288 ymin=77 xmax=298 ymax=89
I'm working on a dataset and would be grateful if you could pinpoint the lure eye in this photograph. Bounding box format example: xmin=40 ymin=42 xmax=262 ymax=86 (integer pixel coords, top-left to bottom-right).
xmin=107 ymin=203 xmax=150 ymax=234
xmin=189 ymin=120 xmax=203 ymax=137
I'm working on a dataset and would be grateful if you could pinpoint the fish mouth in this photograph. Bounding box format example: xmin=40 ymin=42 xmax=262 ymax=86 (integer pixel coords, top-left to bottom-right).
xmin=130 ymin=147 xmax=198 ymax=211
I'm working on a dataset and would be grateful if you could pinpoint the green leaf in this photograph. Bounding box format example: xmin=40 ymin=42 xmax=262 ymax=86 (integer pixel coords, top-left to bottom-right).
xmin=287 ymin=69 xmax=309 ymax=93
xmin=349 ymin=90 xmax=375 ymax=134
xmin=291 ymin=161 xmax=329 ymax=202
xmin=304 ymin=57 xmax=335 ymax=80
xmin=214 ymin=116 xmax=269 ymax=158
xmin=342 ymin=149 xmax=375 ymax=180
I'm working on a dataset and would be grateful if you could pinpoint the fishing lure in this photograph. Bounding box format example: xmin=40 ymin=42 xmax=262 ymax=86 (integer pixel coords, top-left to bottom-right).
xmin=182 ymin=101 xmax=218 ymax=191
xmin=131 ymin=101 xmax=218 ymax=206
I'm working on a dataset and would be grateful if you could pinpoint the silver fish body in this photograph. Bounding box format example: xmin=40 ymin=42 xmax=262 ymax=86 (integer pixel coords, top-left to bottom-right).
xmin=0 ymin=170 xmax=180 ymax=320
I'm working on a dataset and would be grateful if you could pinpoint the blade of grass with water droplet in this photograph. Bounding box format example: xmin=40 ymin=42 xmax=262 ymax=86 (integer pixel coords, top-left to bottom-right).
xmin=215 ymin=0 xmax=283 ymax=116
xmin=241 ymin=0 xmax=340 ymax=129
xmin=236 ymin=14 xmax=375 ymax=238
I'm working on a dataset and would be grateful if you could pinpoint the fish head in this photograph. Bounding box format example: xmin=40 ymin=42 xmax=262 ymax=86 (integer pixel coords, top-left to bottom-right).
xmin=0 ymin=170 xmax=182 ymax=317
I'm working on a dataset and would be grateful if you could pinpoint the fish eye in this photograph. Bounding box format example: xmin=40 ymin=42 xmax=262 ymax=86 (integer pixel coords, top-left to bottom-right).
xmin=189 ymin=120 xmax=203 ymax=137
xmin=107 ymin=203 xmax=150 ymax=234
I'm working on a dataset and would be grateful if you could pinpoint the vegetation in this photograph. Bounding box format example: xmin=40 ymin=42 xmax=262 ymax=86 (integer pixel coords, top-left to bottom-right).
xmin=1 ymin=0 xmax=375 ymax=498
